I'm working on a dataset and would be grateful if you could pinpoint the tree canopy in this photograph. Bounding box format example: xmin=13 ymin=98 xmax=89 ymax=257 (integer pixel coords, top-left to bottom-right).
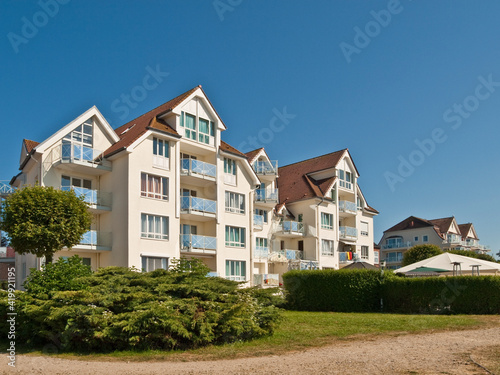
xmin=0 ymin=186 xmax=92 ymax=262
xmin=401 ymin=244 xmax=443 ymax=266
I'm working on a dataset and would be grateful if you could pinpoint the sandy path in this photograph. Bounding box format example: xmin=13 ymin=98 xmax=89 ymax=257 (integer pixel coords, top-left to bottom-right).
xmin=3 ymin=327 xmax=500 ymax=375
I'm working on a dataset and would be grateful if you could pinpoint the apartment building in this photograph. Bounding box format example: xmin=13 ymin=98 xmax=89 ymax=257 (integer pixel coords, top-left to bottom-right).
xmin=9 ymin=85 xmax=378 ymax=288
xmin=379 ymin=216 xmax=490 ymax=269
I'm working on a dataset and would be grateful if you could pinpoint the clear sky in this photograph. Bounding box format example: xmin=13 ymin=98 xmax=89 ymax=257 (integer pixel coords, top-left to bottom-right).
xmin=1 ymin=0 xmax=499 ymax=258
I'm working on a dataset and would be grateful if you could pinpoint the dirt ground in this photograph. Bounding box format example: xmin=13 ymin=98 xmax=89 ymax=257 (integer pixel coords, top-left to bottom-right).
xmin=3 ymin=327 xmax=500 ymax=375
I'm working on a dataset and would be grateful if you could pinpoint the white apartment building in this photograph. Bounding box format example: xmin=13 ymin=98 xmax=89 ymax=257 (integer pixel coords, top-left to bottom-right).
xmin=379 ymin=216 xmax=491 ymax=269
xmin=10 ymin=86 xmax=378 ymax=288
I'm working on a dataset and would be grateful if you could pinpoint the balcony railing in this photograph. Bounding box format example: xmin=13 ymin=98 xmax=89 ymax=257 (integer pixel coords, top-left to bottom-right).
xmin=253 ymin=160 xmax=278 ymax=175
xmin=0 ymin=181 xmax=15 ymax=196
xmin=254 ymin=246 xmax=269 ymax=258
xmin=271 ymin=249 xmax=304 ymax=260
xmin=180 ymin=234 xmax=217 ymax=251
xmin=339 ymin=251 xmax=358 ymax=263
xmin=253 ymin=273 xmax=279 ymax=287
xmin=79 ymin=230 xmax=111 ymax=248
xmin=180 ymin=196 xmax=217 ymax=215
xmin=382 ymin=241 xmax=412 ymax=250
xmin=339 ymin=226 xmax=357 ymax=240
xmin=254 ymin=214 xmax=264 ymax=229
xmin=278 ymin=221 xmax=304 ymax=234
xmin=255 ymin=189 xmax=279 ymax=203
xmin=446 ymin=235 xmax=462 ymax=244
xmin=46 ymin=143 xmax=112 ymax=170
xmin=61 ymin=186 xmax=111 ymax=208
xmin=385 ymin=253 xmax=404 ymax=263
xmin=180 ymin=159 xmax=216 ymax=178
xmin=339 ymin=200 xmax=357 ymax=213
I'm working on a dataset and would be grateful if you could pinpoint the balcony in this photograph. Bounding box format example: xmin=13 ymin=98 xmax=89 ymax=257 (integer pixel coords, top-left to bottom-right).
xmin=180 ymin=196 xmax=217 ymax=220
xmin=339 ymin=226 xmax=357 ymax=241
xmin=255 ymin=189 xmax=279 ymax=207
xmin=446 ymin=235 xmax=462 ymax=245
xmin=0 ymin=181 xmax=14 ymax=198
xmin=385 ymin=253 xmax=404 ymax=263
xmin=382 ymin=241 xmax=412 ymax=250
xmin=75 ymin=230 xmax=111 ymax=251
xmin=180 ymin=234 xmax=217 ymax=254
xmin=276 ymin=221 xmax=304 ymax=237
xmin=46 ymin=143 xmax=112 ymax=175
xmin=339 ymin=200 xmax=357 ymax=215
xmin=61 ymin=186 xmax=111 ymax=212
xmin=269 ymin=249 xmax=303 ymax=262
xmin=180 ymin=159 xmax=216 ymax=186
xmin=253 ymin=273 xmax=279 ymax=287
xmin=254 ymin=214 xmax=264 ymax=230
xmin=253 ymin=160 xmax=278 ymax=177
xmin=254 ymin=246 xmax=269 ymax=259
xmin=339 ymin=251 xmax=358 ymax=263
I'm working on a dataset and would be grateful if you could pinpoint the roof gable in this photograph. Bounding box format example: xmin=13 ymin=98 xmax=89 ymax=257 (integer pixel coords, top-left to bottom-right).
xmin=384 ymin=216 xmax=436 ymax=233
xmin=429 ymin=217 xmax=460 ymax=235
xmin=458 ymin=223 xmax=479 ymax=240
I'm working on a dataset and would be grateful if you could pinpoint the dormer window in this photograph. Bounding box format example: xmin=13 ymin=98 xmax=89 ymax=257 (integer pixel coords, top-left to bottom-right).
xmin=153 ymin=137 xmax=169 ymax=169
xmin=339 ymin=169 xmax=352 ymax=190
xmin=180 ymin=111 xmax=215 ymax=145
xmin=224 ymin=157 xmax=237 ymax=185
xmin=62 ymin=119 xmax=94 ymax=161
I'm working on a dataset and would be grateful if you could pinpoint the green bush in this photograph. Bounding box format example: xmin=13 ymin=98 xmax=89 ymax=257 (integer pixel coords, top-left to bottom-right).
xmin=0 ymin=258 xmax=282 ymax=352
xmin=401 ymin=244 xmax=443 ymax=266
xmin=283 ymin=269 xmax=383 ymax=312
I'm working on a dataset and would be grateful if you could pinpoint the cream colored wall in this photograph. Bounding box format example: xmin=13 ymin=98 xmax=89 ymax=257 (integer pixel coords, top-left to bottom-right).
xmin=356 ymin=212 xmax=375 ymax=263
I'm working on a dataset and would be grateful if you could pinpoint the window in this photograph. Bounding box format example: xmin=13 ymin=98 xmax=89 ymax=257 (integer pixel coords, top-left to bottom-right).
xmin=321 ymin=239 xmax=334 ymax=256
xmin=153 ymin=137 xmax=169 ymax=169
xmin=374 ymin=251 xmax=379 ymax=264
xmin=181 ymin=188 xmax=197 ymax=197
xmin=414 ymin=236 xmax=419 ymax=242
xmin=330 ymin=188 xmax=336 ymax=201
xmin=298 ymin=214 xmax=303 ymax=223
xmin=62 ymin=175 xmax=92 ymax=190
xmin=254 ymin=208 xmax=268 ymax=223
xmin=361 ymin=246 xmax=369 ymax=260
xmin=321 ymin=213 xmax=333 ymax=229
xmin=183 ymin=113 xmax=196 ymax=140
xmin=256 ymin=237 xmax=268 ymax=248
xmin=141 ymin=214 xmax=169 ymax=240
xmin=141 ymin=173 xmax=168 ymax=200
xmin=60 ymin=256 xmax=91 ymax=266
xmin=62 ymin=119 xmax=94 ymax=161
xmin=180 ymin=112 xmax=215 ymax=144
xmin=339 ymin=169 xmax=352 ymax=189
xmin=225 ymin=191 xmax=245 ymax=214
xmin=224 ymin=158 xmax=237 ymax=185
xmin=225 ymin=260 xmax=246 ymax=281
xmin=360 ymin=221 xmax=369 ymax=236
xmin=357 ymin=197 xmax=363 ymax=210
xmin=423 ymin=235 xmax=428 ymax=242
xmin=141 ymin=256 xmax=168 ymax=272
xmin=198 ymin=118 xmax=214 ymax=144
xmin=225 ymin=226 xmax=245 ymax=247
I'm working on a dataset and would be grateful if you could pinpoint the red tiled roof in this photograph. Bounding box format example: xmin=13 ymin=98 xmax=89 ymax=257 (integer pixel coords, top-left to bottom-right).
xmin=245 ymin=148 xmax=264 ymax=164
xmin=104 ymin=86 xmax=199 ymax=157
xmin=220 ymin=140 xmax=246 ymax=158
xmin=23 ymin=139 xmax=40 ymax=153
xmin=277 ymin=149 xmax=346 ymax=204
xmin=365 ymin=205 xmax=379 ymax=214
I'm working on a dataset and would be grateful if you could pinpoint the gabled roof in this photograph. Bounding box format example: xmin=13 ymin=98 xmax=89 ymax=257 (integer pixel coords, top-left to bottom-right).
xmin=103 ymin=87 xmax=198 ymax=157
xmin=245 ymin=148 xmax=264 ymax=164
xmin=428 ymin=217 xmax=458 ymax=235
xmin=277 ymin=149 xmax=346 ymax=204
xmin=384 ymin=216 xmax=437 ymax=233
xmin=458 ymin=223 xmax=479 ymax=240
xmin=220 ymin=141 xmax=246 ymax=158
xmin=19 ymin=139 xmax=40 ymax=169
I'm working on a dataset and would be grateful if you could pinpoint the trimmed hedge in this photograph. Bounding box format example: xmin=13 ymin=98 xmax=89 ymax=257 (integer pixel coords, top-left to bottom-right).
xmin=283 ymin=269 xmax=500 ymax=314
xmin=283 ymin=269 xmax=382 ymax=312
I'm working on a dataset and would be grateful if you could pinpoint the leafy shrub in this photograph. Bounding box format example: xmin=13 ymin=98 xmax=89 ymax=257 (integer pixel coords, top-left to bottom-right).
xmin=0 ymin=258 xmax=281 ymax=352
xmin=401 ymin=244 xmax=443 ymax=266
xmin=283 ymin=269 xmax=383 ymax=312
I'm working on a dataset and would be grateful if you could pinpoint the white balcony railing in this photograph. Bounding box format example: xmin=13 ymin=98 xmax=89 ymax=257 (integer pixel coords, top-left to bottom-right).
xmin=255 ymin=189 xmax=279 ymax=203
xmin=180 ymin=234 xmax=217 ymax=251
xmin=61 ymin=186 xmax=111 ymax=208
xmin=339 ymin=200 xmax=357 ymax=213
xmin=0 ymin=181 xmax=15 ymax=196
xmin=339 ymin=252 xmax=358 ymax=263
xmin=254 ymin=246 xmax=269 ymax=258
xmin=79 ymin=230 xmax=111 ymax=248
xmin=180 ymin=196 xmax=217 ymax=215
xmin=339 ymin=226 xmax=357 ymax=240
xmin=382 ymin=241 xmax=412 ymax=250
xmin=278 ymin=221 xmax=304 ymax=235
xmin=253 ymin=160 xmax=278 ymax=175
xmin=253 ymin=273 xmax=279 ymax=287
xmin=270 ymin=249 xmax=304 ymax=260
xmin=46 ymin=143 xmax=112 ymax=170
xmin=254 ymin=214 xmax=264 ymax=229
xmin=180 ymin=159 xmax=216 ymax=178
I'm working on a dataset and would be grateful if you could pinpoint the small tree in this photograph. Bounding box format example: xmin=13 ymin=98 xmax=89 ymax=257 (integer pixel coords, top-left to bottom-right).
xmin=401 ymin=244 xmax=443 ymax=266
xmin=0 ymin=186 xmax=92 ymax=263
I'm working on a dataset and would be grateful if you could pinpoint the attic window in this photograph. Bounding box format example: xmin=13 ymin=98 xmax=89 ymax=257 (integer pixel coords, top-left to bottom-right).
xmin=120 ymin=124 xmax=136 ymax=135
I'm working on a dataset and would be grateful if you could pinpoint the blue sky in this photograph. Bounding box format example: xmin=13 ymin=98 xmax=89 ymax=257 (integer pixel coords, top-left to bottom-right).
xmin=1 ymin=0 xmax=499 ymax=258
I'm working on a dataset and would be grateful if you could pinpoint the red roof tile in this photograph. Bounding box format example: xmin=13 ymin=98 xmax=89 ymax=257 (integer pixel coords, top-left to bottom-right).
xmin=245 ymin=148 xmax=264 ymax=164
xmin=23 ymin=139 xmax=39 ymax=153
xmin=428 ymin=217 xmax=455 ymax=235
xmin=220 ymin=141 xmax=246 ymax=158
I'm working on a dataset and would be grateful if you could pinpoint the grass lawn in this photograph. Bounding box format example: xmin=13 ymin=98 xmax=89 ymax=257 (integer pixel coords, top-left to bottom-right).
xmin=35 ymin=311 xmax=500 ymax=362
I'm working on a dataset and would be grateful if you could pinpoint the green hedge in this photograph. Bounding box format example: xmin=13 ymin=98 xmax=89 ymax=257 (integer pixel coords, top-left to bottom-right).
xmin=282 ymin=269 xmax=382 ymax=312
xmin=283 ymin=269 xmax=500 ymax=314
xmin=382 ymin=276 xmax=500 ymax=314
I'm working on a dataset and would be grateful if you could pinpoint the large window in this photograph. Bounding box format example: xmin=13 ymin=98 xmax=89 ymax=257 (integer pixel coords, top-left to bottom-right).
xmin=225 ymin=260 xmax=246 ymax=281
xmin=141 ymin=256 xmax=168 ymax=272
xmin=360 ymin=221 xmax=369 ymax=236
xmin=339 ymin=169 xmax=352 ymax=189
xmin=62 ymin=119 xmax=94 ymax=161
xmin=198 ymin=118 xmax=214 ymax=144
xmin=321 ymin=213 xmax=333 ymax=230
xmin=321 ymin=239 xmax=334 ymax=256
xmin=256 ymin=237 xmax=268 ymax=248
xmin=153 ymin=137 xmax=169 ymax=169
xmin=180 ymin=112 xmax=215 ymax=145
xmin=224 ymin=158 xmax=237 ymax=185
xmin=225 ymin=226 xmax=245 ymax=247
xmin=361 ymin=245 xmax=369 ymax=260
xmin=254 ymin=208 xmax=268 ymax=223
xmin=141 ymin=214 xmax=169 ymax=240
xmin=225 ymin=191 xmax=245 ymax=214
xmin=141 ymin=173 xmax=168 ymax=200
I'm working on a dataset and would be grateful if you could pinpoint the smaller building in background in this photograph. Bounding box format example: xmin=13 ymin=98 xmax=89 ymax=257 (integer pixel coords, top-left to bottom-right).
xmin=378 ymin=216 xmax=490 ymax=269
